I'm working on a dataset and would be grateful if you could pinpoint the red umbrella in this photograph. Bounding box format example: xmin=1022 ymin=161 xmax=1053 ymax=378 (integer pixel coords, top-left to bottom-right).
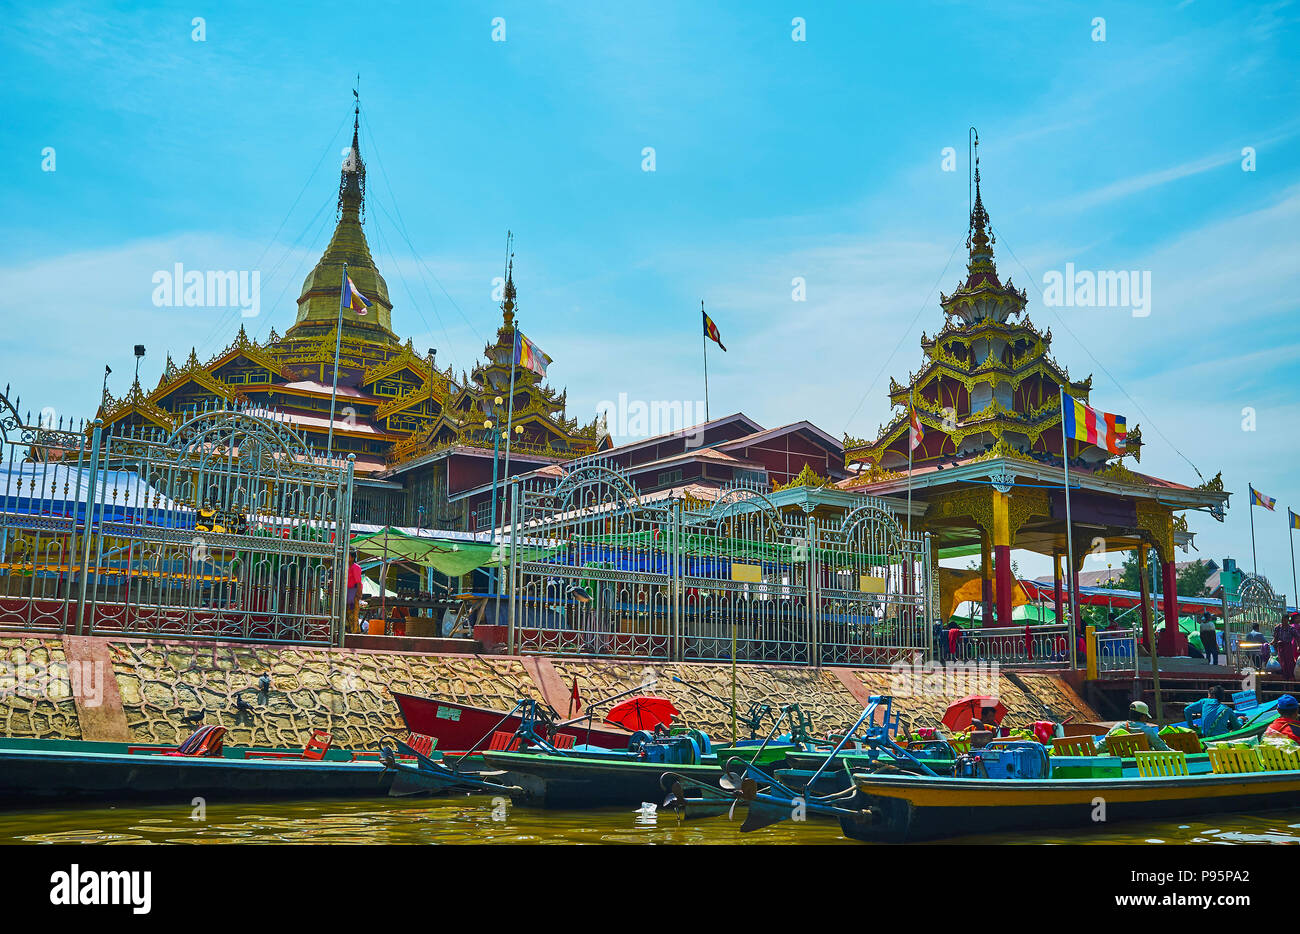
xmin=604 ymin=695 xmax=679 ymax=732
xmin=941 ymin=695 xmax=1008 ymax=732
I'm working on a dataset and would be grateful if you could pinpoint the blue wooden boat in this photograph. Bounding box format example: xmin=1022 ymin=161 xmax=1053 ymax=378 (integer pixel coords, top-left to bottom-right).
xmin=0 ymin=733 xmax=516 ymax=805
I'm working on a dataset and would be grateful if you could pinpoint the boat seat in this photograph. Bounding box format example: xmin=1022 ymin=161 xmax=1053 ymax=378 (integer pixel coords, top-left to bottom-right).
xmin=487 ymin=731 xmax=523 ymax=752
xmin=1104 ymin=732 xmax=1151 ymax=757
xmin=1160 ymin=730 xmax=1203 ymax=754
xmin=302 ymin=729 xmax=333 ymax=761
xmin=1206 ymin=744 xmax=1263 ymax=774
xmin=405 ymin=732 xmax=438 ymax=758
xmin=550 ymin=732 xmax=577 ymax=750
xmin=1134 ymin=750 xmax=1188 ymax=777
xmin=1255 ymin=743 xmax=1300 ymax=771
xmin=1052 ymin=736 xmax=1099 ymax=757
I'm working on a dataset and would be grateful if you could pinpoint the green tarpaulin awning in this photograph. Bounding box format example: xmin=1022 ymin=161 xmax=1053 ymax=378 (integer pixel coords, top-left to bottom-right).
xmin=351 ymin=528 xmax=500 ymax=578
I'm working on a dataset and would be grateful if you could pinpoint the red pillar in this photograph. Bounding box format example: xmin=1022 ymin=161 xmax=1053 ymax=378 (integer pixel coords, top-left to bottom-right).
xmin=1161 ymin=556 xmax=1181 ymax=655
xmin=994 ymin=545 xmax=1013 ymax=627
xmin=1052 ymin=553 xmax=1064 ymax=626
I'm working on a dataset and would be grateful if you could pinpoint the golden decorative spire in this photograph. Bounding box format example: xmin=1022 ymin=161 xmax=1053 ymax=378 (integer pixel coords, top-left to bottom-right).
xmin=502 ymin=230 xmax=516 ymax=329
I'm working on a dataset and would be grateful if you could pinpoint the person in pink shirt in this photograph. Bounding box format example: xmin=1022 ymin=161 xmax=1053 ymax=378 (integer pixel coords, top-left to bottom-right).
xmin=346 ymin=549 xmax=363 ymax=633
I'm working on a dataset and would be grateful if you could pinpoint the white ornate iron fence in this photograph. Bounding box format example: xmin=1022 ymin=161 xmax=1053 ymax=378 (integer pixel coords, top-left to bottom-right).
xmin=0 ymin=397 xmax=353 ymax=644
xmin=504 ymin=465 xmax=933 ymax=664
xmin=953 ymin=623 xmax=1071 ymax=668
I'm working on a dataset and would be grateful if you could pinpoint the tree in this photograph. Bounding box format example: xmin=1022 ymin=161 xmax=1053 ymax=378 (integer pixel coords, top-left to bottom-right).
xmin=1176 ymin=559 xmax=1213 ymax=597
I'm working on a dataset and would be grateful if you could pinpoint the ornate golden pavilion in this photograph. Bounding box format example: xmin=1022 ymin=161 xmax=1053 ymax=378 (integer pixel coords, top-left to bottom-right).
xmin=841 ymin=160 xmax=1230 ymax=637
xmin=96 ymin=106 xmax=598 ymax=529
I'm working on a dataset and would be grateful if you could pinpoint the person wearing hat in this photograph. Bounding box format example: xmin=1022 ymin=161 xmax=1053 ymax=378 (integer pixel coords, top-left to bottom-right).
xmin=1102 ymin=700 xmax=1171 ymax=751
xmin=1264 ymin=695 xmax=1300 ymax=744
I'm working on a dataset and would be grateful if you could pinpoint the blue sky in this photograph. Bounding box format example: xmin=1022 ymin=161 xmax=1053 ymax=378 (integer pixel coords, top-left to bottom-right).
xmin=3 ymin=0 xmax=1299 ymax=585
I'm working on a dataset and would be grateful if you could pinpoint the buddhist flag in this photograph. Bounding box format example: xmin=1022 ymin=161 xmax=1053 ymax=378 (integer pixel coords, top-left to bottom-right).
xmin=1289 ymin=508 xmax=1300 ymax=530
xmin=908 ymin=404 xmax=924 ymax=452
xmin=514 ymin=330 xmax=551 ymax=377
xmin=703 ymin=308 xmax=726 ymax=351
xmin=1062 ymin=392 xmax=1126 ymax=455
xmin=342 ymin=274 xmax=371 ymax=315
xmin=1250 ymin=485 xmax=1276 ymax=511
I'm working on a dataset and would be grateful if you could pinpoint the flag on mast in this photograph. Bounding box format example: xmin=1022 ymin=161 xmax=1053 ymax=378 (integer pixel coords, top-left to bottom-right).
xmin=342 ymin=274 xmax=371 ymax=315
xmin=1251 ymin=486 xmax=1277 ymax=511
xmin=908 ymin=402 xmax=925 ymax=452
xmin=702 ymin=309 xmax=726 ymax=351
xmin=1062 ymin=393 xmax=1126 ymax=455
xmin=1289 ymin=508 xmax=1300 ymax=530
xmin=514 ymin=330 xmax=552 ymax=377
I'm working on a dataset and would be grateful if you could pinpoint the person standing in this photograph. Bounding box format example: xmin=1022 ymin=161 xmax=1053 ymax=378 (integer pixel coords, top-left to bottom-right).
xmin=346 ymin=549 xmax=363 ymax=634
xmin=1198 ymin=613 xmax=1220 ymax=666
xmin=1274 ymin=615 xmax=1297 ymax=682
xmin=933 ymin=620 xmax=949 ymax=663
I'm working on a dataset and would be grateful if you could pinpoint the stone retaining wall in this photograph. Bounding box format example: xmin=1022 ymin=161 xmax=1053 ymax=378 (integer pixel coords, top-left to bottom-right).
xmin=0 ymin=633 xmax=1099 ymax=745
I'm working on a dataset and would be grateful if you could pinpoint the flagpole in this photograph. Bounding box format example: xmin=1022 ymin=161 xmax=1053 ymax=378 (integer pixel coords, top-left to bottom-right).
xmin=503 ymin=328 xmax=518 ymax=537
xmin=702 ymin=301 xmax=710 ymax=422
xmin=1249 ymin=485 xmax=1258 ymax=577
xmin=906 ymin=390 xmax=914 ymax=539
xmin=327 ymin=262 xmax=347 ymax=461
xmin=1060 ymin=387 xmax=1079 ymax=647
xmin=1290 ymin=510 xmax=1297 ymax=610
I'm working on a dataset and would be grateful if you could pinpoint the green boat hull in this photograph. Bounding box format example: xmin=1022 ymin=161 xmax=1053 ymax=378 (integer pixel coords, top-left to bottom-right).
xmin=482 ymin=751 xmax=725 ymax=809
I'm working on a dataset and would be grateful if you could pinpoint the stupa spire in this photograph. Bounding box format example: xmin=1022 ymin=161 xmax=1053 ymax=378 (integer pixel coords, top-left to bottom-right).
xmin=339 ymin=100 xmax=366 ymax=223
xmin=288 ymin=91 xmax=395 ymax=339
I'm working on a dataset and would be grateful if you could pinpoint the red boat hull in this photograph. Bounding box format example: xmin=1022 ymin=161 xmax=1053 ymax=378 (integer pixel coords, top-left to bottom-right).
xmin=391 ymin=692 xmax=632 ymax=752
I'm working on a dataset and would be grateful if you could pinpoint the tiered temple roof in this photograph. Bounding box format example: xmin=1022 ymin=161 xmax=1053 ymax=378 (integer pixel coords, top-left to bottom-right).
xmin=96 ymin=104 xmax=598 ymax=477
xmin=843 ymin=157 xmax=1142 ymax=483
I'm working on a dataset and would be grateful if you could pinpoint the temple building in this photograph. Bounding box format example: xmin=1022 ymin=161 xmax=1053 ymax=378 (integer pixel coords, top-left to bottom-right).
xmin=96 ymin=106 xmax=600 ymax=531
xmin=840 ymin=153 xmax=1230 ymax=648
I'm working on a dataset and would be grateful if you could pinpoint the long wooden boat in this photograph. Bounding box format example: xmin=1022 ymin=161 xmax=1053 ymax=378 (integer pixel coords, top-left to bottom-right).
xmin=392 ymin=692 xmax=631 ymax=752
xmin=482 ymin=750 xmax=724 ymax=809
xmin=0 ymin=742 xmax=398 ymax=804
xmin=840 ymin=767 xmax=1300 ymax=842
xmin=0 ymin=736 xmax=504 ymax=805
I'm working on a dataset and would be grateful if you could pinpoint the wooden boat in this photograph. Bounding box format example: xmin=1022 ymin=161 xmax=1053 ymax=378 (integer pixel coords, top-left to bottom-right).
xmin=481 ymin=749 xmax=725 ymax=809
xmin=392 ymin=691 xmax=632 ymax=752
xmin=839 ymin=766 xmax=1300 ymax=842
xmin=0 ymin=735 xmax=509 ymax=805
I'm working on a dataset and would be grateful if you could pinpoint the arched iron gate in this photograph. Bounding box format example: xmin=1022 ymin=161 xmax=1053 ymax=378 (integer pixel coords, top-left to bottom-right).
xmin=505 ymin=466 xmax=933 ymax=664
xmin=0 ymin=398 xmax=352 ymax=644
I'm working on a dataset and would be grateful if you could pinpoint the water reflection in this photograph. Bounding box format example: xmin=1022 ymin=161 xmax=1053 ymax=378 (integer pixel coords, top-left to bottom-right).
xmin=2 ymin=798 xmax=1299 ymax=845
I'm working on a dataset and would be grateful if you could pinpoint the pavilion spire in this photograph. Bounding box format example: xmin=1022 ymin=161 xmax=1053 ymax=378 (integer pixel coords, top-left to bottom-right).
xmin=963 ymin=133 xmax=999 ymax=290
xmin=501 ymin=230 xmax=516 ymax=329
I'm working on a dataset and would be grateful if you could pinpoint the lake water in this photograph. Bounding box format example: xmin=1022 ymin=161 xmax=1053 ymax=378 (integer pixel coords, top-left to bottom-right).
xmin=3 ymin=797 xmax=1299 ymax=845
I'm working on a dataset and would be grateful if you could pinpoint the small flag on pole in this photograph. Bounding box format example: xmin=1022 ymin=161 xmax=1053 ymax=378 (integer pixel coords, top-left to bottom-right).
xmin=515 ymin=330 xmax=552 ymax=377
xmin=1251 ymin=485 xmax=1276 ymax=511
xmin=1289 ymin=508 xmax=1300 ymax=530
xmin=703 ymin=309 xmax=726 ymax=351
xmin=569 ymin=678 xmax=582 ymax=714
xmin=1062 ymin=393 xmax=1126 ymax=455
xmin=908 ymin=404 xmax=924 ymax=452
xmin=343 ymin=275 xmax=371 ymax=315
